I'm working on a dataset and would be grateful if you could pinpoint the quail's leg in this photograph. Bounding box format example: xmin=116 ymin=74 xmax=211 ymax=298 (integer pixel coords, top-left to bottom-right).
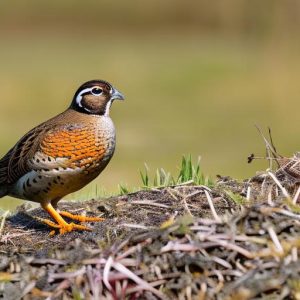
xmin=40 ymin=203 xmax=91 ymax=234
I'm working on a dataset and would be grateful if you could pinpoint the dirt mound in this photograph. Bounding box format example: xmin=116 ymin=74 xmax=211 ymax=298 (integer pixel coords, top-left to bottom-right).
xmin=1 ymin=176 xmax=300 ymax=299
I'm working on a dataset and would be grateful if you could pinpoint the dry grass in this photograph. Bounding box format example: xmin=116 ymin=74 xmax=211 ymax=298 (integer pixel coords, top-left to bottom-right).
xmin=2 ymin=164 xmax=300 ymax=298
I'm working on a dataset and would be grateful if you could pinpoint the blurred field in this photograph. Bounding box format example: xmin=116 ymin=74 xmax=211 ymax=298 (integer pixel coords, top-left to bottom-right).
xmin=1 ymin=1 xmax=300 ymax=210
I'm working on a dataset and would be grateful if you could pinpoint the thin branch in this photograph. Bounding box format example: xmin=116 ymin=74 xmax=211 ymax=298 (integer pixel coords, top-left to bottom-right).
xmin=267 ymin=226 xmax=284 ymax=254
xmin=267 ymin=171 xmax=290 ymax=199
xmin=130 ymin=200 xmax=170 ymax=208
xmin=204 ymin=190 xmax=222 ymax=223
xmin=0 ymin=210 xmax=9 ymax=237
xmin=293 ymin=185 xmax=300 ymax=204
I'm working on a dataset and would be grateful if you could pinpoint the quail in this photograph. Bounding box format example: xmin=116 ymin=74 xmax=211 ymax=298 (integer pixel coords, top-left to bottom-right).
xmin=0 ymin=80 xmax=124 ymax=234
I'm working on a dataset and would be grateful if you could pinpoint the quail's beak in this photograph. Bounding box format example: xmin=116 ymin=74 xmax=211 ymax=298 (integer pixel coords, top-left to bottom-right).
xmin=111 ymin=88 xmax=125 ymax=101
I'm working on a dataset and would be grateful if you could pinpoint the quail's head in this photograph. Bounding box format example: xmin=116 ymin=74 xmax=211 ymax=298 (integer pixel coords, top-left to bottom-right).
xmin=71 ymin=80 xmax=124 ymax=116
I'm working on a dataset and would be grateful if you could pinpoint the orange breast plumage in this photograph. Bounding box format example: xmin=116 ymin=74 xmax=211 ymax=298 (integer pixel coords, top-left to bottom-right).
xmin=40 ymin=125 xmax=107 ymax=167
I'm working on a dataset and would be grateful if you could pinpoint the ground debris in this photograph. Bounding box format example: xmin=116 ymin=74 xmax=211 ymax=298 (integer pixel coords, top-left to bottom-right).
xmin=1 ymin=175 xmax=300 ymax=299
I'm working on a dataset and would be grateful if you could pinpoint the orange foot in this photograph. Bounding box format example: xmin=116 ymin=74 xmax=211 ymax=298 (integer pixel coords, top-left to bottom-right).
xmin=38 ymin=203 xmax=104 ymax=235
xmin=39 ymin=217 xmax=91 ymax=235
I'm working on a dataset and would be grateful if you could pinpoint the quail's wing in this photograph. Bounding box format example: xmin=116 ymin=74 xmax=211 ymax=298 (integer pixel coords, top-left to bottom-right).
xmin=0 ymin=122 xmax=88 ymax=186
xmin=0 ymin=125 xmax=47 ymax=185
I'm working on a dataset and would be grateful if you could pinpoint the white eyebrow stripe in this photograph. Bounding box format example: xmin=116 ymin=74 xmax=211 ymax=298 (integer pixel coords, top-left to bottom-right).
xmin=75 ymin=87 xmax=93 ymax=108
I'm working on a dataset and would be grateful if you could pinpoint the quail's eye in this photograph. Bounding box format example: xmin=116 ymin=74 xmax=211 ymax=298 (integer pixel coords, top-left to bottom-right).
xmin=91 ymin=87 xmax=103 ymax=96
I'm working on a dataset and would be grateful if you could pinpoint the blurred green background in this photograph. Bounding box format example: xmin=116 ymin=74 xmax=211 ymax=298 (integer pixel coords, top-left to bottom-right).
xmin=1 ymin=0 xmax=300 ymax=210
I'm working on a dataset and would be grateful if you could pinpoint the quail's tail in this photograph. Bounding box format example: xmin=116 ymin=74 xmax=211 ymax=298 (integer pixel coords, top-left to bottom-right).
xmin=0 ymin=186 xmax=8 ymax=198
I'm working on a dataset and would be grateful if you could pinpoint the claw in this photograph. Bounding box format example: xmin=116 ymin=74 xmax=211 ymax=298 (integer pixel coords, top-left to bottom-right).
xmin=58 ymin=222 xmax=91 ymax=235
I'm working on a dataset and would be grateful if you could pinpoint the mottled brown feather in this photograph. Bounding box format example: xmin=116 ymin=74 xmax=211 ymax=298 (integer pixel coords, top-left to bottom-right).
xmin=0 ymin=125 xmax=46 ymax=185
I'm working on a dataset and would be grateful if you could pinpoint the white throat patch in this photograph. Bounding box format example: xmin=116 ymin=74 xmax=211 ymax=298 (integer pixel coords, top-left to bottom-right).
xmin=104 ymin=100 xmax=112 ymax=116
